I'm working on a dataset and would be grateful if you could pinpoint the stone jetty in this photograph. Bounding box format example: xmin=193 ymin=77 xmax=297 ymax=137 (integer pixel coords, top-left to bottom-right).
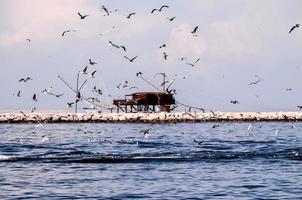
xmin=0 ymin=112 xmax=302 ymax=123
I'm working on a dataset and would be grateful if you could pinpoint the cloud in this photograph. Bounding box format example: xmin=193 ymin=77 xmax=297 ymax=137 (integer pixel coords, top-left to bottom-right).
xmin=0 ymin=0 xmax=95 ymax=46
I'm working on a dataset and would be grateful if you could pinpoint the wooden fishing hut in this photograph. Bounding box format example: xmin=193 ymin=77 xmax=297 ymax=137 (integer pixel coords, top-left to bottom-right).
xmin=113 ymin=92 xmax=175 ymax=113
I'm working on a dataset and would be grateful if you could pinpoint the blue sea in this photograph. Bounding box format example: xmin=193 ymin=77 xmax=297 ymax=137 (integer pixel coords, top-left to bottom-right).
xmin=0 ymin=122 xmax=302 ymax=199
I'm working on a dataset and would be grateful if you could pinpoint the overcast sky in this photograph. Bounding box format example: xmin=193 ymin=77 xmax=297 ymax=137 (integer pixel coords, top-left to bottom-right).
xmin=0 ymin=0 xmax=302 ymax=112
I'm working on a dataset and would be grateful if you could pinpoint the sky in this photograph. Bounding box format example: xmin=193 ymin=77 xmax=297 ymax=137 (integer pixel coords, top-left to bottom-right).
xmin=0 ymin=0 xmax=302 ymax=112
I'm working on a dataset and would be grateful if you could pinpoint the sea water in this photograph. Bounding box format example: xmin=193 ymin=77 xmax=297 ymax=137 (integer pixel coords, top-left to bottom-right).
xmin=0 ymin=122 xmax=301 ymax=199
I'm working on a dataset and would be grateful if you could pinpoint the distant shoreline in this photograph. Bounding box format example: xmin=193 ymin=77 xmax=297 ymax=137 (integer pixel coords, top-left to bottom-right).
xmin=0 ymin=112 xmax=302 ymax=123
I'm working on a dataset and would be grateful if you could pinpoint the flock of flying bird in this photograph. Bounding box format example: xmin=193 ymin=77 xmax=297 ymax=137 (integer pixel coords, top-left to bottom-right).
xmin=20 ymin=4 xmax=203 ymax=111
xmin=20 ymin=4 xmax=301 ymax=111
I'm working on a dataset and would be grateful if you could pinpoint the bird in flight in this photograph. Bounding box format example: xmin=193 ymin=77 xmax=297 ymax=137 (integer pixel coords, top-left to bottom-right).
xmin=78 ymin=12 xmax=89 ymax=19
xmin=248 ymin=75 xmax=262 ymax=86
xmin=230 ymin=100 xmax=239 ymax=104
xmin=120 ymin=45 xmax=126 ymax=52
xmin=18 ymin=77 xmax=33 ymax=82
xmin=124 ymin=55 xmax=137 ymax=62
xmin=167 ymin=16 xmax=176 ymax=21
xmin=41 ymin=86 xmax=53 ymax=95
xmin=186 ymin=58 xmax=200 ymax=67
xmin=151 ymin=5 xmax=169 ymax=13
xmin=90 ymin=70 xmax=97 ymax=78
xmin=109 ymin=40 xmax=120 ymax=49
xmin=26 ymin=38 xmax=31 ymax=43
xmin=129 ymin=86 xmax=139 ymax=90
xmin=89 ymin=59 xmax=97 ymax=65
xmin=140 ymin=128 xmax=152 ymax=138
xmin=33 ymin=94 xmax=38 ymax=101
xmin=126 ymin=13 xmax=136 ymax=19
xmin=81 ymin=66 xmax=88 ymax=74
xmin=159 ymin=44 xmax=167 ymax=48
xmin=67 ymin=102 xmax=75 ymax=108
xmin=289 ymin=24 xmax=300 ymax=34
xmin=163 ymin=52 xmax=168 ymax=60
xmin=13 ymin=90 xmax=21 ymax=97
xmin=49 ymin=93 xmax=64 ymax=98
xmin=151 ymin=8 xmax=159 ymax=14
xmin=191 ymin=26 xmax=199 ymax=36
xmin=101 ymin=5 xmax=110 ymax=16
xmin=61 ymin=29 xmax=76 ymax=37
xmin=159 ymin=5 xmax=169 ymax=11
xmin=136 ymin=72 xmax=143 ymax=77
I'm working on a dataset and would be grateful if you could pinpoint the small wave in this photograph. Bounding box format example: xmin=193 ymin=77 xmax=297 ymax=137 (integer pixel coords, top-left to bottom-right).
xmin=1 ymin=148 xmax=301 ymax=163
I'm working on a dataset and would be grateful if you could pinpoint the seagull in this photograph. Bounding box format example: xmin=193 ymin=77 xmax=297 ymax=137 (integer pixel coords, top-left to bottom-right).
xmin=101 ymin=5 xmax=110 ymax=16
xmin=285 ymin=88 xmax=292 ymax=91
xmin=165 ymin=88 xmax=176 ymax=94
xmin=230 ymin=100 xmax=239 ymax=104
xmin=192 ymin=139 xmax=203 ymax=145
xmin=191 ymin=26 xmax=199 ymax=36
xmin=126 ymin=12 xmax=136 ymax=19
xmin=274 ymin=129 xmax=279 ymax=136
xmin=81 ymin=66 xmax=88 ymax=74
xmin=41 ymin=86 xmax=53 ymax=95
xmin=31 ymin=107 xmax=36 ymax=113
xmin=140 ymin=128 xmax=152 ymax=138
xmin=16 ymin=90 xmax=21 ymax=97
xmin=116 ymin=83 xmax=122 ymax=89
xmin=124 ymin=55 xmax=137 ymax=62
xmin=108 ymin=40 xmax=120 ymax=49
xmin=212 ymin=124 xmax=220 ymax=128
xmin=159 ymin=44 xmax=167 ymax=48
xmin=297 ymin=105 xmax=302 ymax=110
xmin=159 ymin=5 xmax=169 ymax=12
xmin=289 ymin=24 xmax=300 ymax=34
xmin=178 ymin=57 xmax=187 ymax=61
xmin=120 ymin=45 xmax=126 ymax=52
xmin=26 ymin=38 xmax=31 ymax=43
xmin=167 ymin=16 xmax=176 ymax=21
xmin=90 ymin=70 xmax=97 ymax=78
xmin=78 ymin=12 xmax=89 ymax=19
xmin=210 ymin=109 xmax=217 ymax=116
xmin=136 ymin=72 xmax=143 ymax=77
xmin=129 ymin=86 xmax=138 ymax=90
xmin=151 ymin=8 xmax=159 ymax=14
xmin=49 ymin=92 xmax=64 ymax=98
xmin=61 ymin=29 xmax=76 ymax=37
xmin=122 ymin=80 xmax=128 ymax=88
xmin=248 ymin=75 xmax=262 ymax=86
xmin=89 ymin=59 xmax=97 ymax=65
xmin=67 ymin=102 xmax=74 ymax=108
xmin=163 ymin=52 xmax=168 ymax=60
xmin=33 ymin=93 xmax=37 ymax=101
xmin=186 ymin=58 xmax=200 ymax=67
xmin=96 ymin=89 xmax=102 ymax=95
xmin=18 ymin=77 xmax=33 ymax=82
xmin=151 ymin=5 xmax=169 ymax=14
xmin=246 ymin=124 xmax=253 ymax=136
xmin=13 ymin=90 xmax=21 ymax=97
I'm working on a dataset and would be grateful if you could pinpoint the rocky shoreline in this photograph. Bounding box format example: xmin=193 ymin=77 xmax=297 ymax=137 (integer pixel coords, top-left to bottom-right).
xmin=0 ymin=112 xmax=301 ymax=123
